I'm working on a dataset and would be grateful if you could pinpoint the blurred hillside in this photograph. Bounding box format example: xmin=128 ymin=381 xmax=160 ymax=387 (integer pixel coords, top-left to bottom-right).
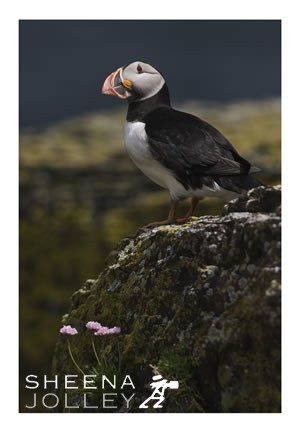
xmin=19 ymin=98 xmax=280 ymax=411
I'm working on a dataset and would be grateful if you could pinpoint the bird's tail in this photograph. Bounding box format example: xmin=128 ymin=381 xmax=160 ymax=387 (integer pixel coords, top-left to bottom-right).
xmin=249 ymin=165 xmax=261 ymax=174
xmin=214 ymin=174 xmax=264 ymax=193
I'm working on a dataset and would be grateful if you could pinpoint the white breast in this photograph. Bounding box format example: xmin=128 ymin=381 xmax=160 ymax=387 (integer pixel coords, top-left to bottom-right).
xmin=124 ymin=121 xmax=236 ymax=202
xmin=124 ymin=121 xmax=172 ymax=191
xmin=124 ymin=121 xmax=153 ymax=162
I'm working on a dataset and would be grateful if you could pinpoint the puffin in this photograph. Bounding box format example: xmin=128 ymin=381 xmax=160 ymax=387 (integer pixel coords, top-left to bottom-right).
xmin=102 ymin=61 xmax=262 ymax=227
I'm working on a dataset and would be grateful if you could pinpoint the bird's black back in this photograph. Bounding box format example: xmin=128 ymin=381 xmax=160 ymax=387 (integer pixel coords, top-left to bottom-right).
xmin=143 ymin=106 xmax=262 ymax=193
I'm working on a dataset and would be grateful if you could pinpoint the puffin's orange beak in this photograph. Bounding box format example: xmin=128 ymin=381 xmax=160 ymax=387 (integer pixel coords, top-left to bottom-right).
xmin=101 ymin=67 xmax=131 ymax=99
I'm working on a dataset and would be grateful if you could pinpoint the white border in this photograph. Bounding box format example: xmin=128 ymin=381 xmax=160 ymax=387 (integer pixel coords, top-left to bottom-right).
xmin=1 ymin=0 xmax=299 ymax=438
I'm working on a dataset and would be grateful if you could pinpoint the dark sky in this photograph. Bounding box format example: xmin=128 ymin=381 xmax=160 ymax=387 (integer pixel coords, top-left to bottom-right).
xmin=19 ymin=20 xmax=281 ymax=128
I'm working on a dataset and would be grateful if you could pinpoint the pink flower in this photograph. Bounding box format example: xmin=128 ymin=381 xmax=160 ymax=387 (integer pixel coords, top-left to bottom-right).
xmin=95 ymin=325 xmax=121 ymax=336
xmin=109 ymin=326 xmax=121 ymax=334
xmin=86 ymin=321 xmax=102 ymax=331
xmin=60 ymin=325 xmax=78 ymax=335
xmin=95 ymin=326 xmax=110 ymax=336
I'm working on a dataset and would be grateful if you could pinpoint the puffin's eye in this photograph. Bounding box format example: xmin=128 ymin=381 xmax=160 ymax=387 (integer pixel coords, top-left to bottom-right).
xmin=137 ymin=64 xmax=143 ymax=73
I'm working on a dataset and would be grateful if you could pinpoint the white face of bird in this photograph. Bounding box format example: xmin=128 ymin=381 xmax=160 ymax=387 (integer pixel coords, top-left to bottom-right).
xmin=101 ymin=61 xmax=165 ymax=102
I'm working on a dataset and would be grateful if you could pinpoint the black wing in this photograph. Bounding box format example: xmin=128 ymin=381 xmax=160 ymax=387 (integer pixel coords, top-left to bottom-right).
xmin=143 ymin=106 xmax=260 ymax=188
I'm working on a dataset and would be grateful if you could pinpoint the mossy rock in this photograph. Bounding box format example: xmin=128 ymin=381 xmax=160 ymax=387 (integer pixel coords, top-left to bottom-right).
xmin=53 ymin=186 xmax=281 ymax=412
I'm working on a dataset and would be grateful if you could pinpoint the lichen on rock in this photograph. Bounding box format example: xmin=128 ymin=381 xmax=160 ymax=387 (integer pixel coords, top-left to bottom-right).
xmin=53 ymin=185 xmax=281 ymax=412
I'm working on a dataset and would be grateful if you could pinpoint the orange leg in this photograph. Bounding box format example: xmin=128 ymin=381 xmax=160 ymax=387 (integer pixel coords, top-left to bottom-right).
xmin=144 ymin=200 xmax=178 ymax=228
xmin=176 ymin=197 xmax=199 ymax=224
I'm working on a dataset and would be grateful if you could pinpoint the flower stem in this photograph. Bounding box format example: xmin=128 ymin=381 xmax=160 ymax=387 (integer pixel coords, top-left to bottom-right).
xmin=102 ymin=353 xmax=107 ymax=369
xmin=67 ymin=338 xmax=85 ymax=375
xmin=100 ymin=338 xmax=107 ymax=369
xmin=117 ymin=342 xmax=121 ymax=372
xmin=92 ymin=339 xmax=101 ymax=367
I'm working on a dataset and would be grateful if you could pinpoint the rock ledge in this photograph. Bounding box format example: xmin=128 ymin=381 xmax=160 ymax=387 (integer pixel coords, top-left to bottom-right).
xmin=53 ymin=185 xmax=281 ymax=413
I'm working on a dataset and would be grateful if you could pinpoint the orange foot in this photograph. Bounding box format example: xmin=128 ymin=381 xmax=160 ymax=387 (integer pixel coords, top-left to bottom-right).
xmin=176 ymin=199 xmax=200 ymax=224
xmin=144 ymin=201 xmax=178 ymax=228
xmin=175 ymin=216 xmax=190 ymax=224
xmin=143 ymin=219 xmax=175 ymax=228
